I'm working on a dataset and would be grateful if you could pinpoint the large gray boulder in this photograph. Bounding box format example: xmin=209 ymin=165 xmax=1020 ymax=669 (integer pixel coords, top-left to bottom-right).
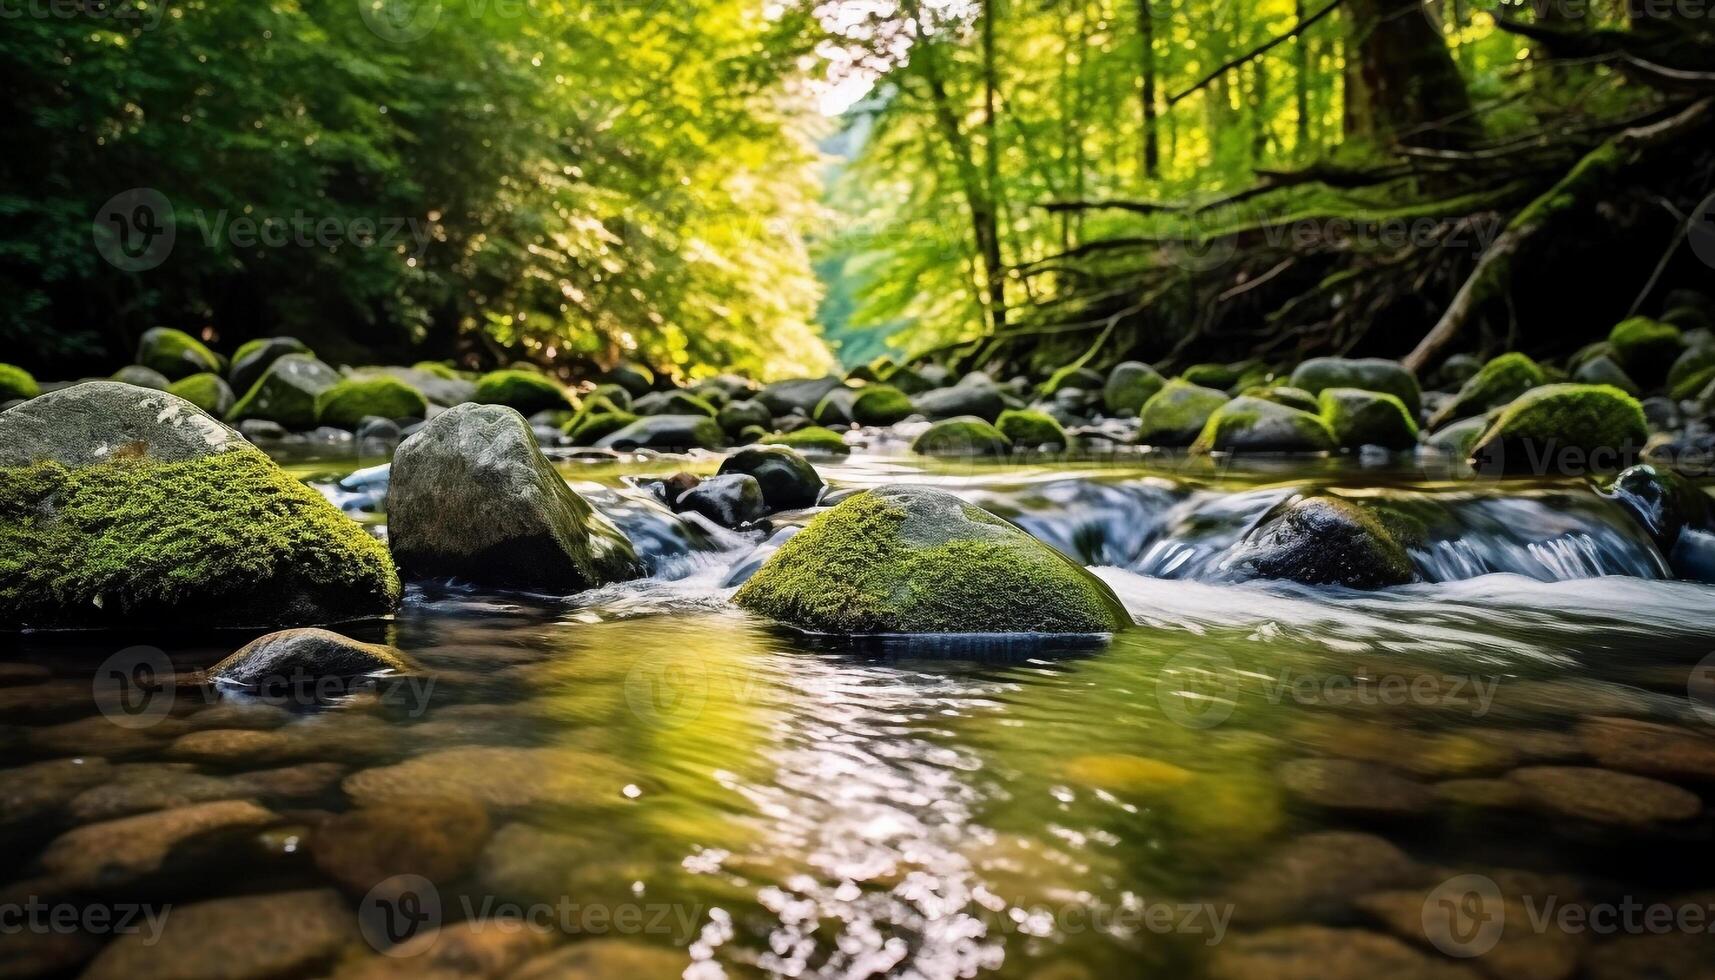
xmin=0 ymin=381 xmax=248 ymax=467
xmin=388 ymin=404 xmax=642 ymax=591
xmin=228 ymin=337 xmax=312 ymax=395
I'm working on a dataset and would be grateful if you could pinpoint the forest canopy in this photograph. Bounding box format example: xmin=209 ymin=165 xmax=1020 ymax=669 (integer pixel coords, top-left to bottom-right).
xmin=3 ymin=0 xmax=1712 ymax=381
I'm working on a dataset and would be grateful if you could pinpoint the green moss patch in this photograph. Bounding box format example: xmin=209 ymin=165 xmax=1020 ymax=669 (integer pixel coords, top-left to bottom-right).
xmin=315 ymin=377 xmax=428 ymax=428
xmin=165 ymin=373 xmax=236 ymax=416
xmin=851 ymin=385 xmax=915 ymax=426
xmin=1470 ymin=383 xmax=1648 ymax=475
xmin=1318 ymin=387 xmax=1419 ymax=450
xmin=0 ymin=363 xmax=41 ymax=401
xmin=473 ymin=369 xmax=570 ymax=415
xmin=565 ymin=410 xmax=638 ymax=445
xmin=0 ymin=452 xmax=399 ymax=628
xmin=735 ymin=486 xmax=1128 ymax=634
xmin=1135 ymin=380 xmax=1230 ymax=447
xmin=1431 ymin=352 xmax=1546 ymax=427
xmin=762 ymin=425 xmax=851 ymax=455
xmin=1190 ymin=396 xmax=1337 ymax=454
xmin=1103 ymin=361 xmax=1165 ymax=416
xmin=911 ymin=417 xmax=1012 ymax=457
xmin=996 ymin=409 xmax=1069 ymax=449
xmin=1607 ymin=316 xmax=1684 ymax=387
xmin=137 ymin=327 xmax=221 ymax=381
xmin=1289 ymin=357 xmax=1421 ymax=415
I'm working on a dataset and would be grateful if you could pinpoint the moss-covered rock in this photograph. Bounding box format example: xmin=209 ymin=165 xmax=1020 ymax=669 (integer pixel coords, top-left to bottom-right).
xmin=228 ymin=354 xmax=341 ymax=429
xmin=1134 ymin=380 xmax=1230 ymax=447
xmin=1 ymin=381 xmax=250 ymax=467
xmin=388 ymin=404 xmax=640 ymax=591
xmin=1433 ymin=353 xmax=1482 ymax=390
xmin=137 ymin=327 xmax=221 ymax=381
xmin=349 ymin=366 xmax=475 ymax=408
xmin=996 ymin=408 xmax=1069 ymax=450
xmin=1600 ymin=463 xmax=1714 ymax=556
xmin=1667 ymin=342 xmax=1715 ymax=397
xmin=0 ymin=363 xmax=42 ymax=401
xmin=1572 ymin=354 xmax=1640 ymax=395
xmin=1662 ymin=306 xmax=1713 ymax=335
xmin=1040 ymin=366 xmax=1105 ymax=396
xmin=1190 ymin=396 xmax=1337 ymax=454
xmin=563 ymin=410 xmax=638 ymax=446
xmin=758 ymin=376 xmax=843 ymax=417
xmin=1318 ymin=388 xmax=1419 ymax=450
xmin=473 ymin=370 xmax=571 ymax=415
xmin=718 ymin=446 xmax=824 ymax=511
xmin=761 ymin=425 xmax=850 ymax=455
xmin=716 ymin=398 xmax=771 ymax=434
xmin=734 ymin=485 xmax=1129 ymax=634
xmin=210 ymin=628 xmax=413 ymax=687
xmin=410 ymin=361 xmax=460 ymax=380
xmin=112 ymin=365 xmax=172 ymax=390
xmin=601 ymin=362 xmax=655 ymax=398
xmin=596 ymin=414 xmax=728 ymax=452
xmin=1102 ymin=361 xmax=1165 ymax=416
xmin=1229 ymin=496 xmax=1416 ymax=589
xmin=1180 ymin=363 xmax=1243 ymax=390
xmin=911 ymin=417 xmax=1012 ymax=457
xmin=913 ymin=377 xmax=1007 ymax=422
xmin=1242 ymin=385 xmax=1320 ymax=413
xmin=0 ymin=451 xmax=399 ymax=628
xmin=1429 ymin=352 xmax=1546 ymax=427
xmin=1607 ymin=316 xmax=1684 ymax=387
xmin=312 ymin=376 xmax=428 ymax=428
xmin=1469 ymin=383 xmax=1648 ymax=475
xmin=1290 ymin=357 xmax=1421 ymax=416
xmin=632 ymin=389 xmax=717 ymax=418
xmin=587 ymin=383 xmax=633 ymax=411
xmin=1424 ymin=414 xmax=1490 ymax=459
xmin=884 ymin=365 xmax=936 ymax=396
xmin=851 ymin=385 xmax=915 ymax=426
xmin=812 ymin=386 xmax=860 ymax=426
xmin=229 ymin=337 xmax=311 ymax=395
xmin=165 ymin=372 xmax=236 ymax=417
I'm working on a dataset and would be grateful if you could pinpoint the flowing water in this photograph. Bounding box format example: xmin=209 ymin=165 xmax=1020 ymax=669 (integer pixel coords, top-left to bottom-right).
xmin=4 ymin=446 xmax=1715 ymax=978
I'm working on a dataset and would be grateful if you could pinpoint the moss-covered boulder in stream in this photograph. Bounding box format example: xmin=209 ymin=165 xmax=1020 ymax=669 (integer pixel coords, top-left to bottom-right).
xmin=596 ymin=414 xmax=728 ymax=452
xmin=1190 ymin=396 xmax=1337 ymax=454
xmin=1102 ymin=361 xmax=1165 ymax=416
xmin=1229 ymin=496 xmax=1417 ymax=589
xmin=210 ymin=628 xmax=413 ymax=688
xmin=314 ymin=376 xmax=429 ymax=428
xmin=718 ymin=446 xmax=824 ymax=511
xmin=0 ymin=385 xmax=398 ymax=628
xmin=1430 ymin=352 xmax=1546 ymax=427
xmin=1469 ymin=383 xmax=1648 ymax=475
xmin=912 ymin=417 xmax=1012 ymax=457
xmin=1242 ymin=385 xmax=1320 ymax=414
xmin=473 ymin=369 xmax=571 ymax=415
xmin=996 ymin=408 xmax=1069 ymax=450
xmin=229 ymin=337 xmax=311 ymax=395
xmin=137 ymin=327 xmax=222 ymax=381
xmin=112 ymin=365 xmax=172 ymax=390
xmin=735 ymin=485 xmax=1129 ymax=634
xmin=633 ymin=389 xmax=718 ymax=418
xmin=0 ymin=363 xmax=41 ymax=401
xmin=1600 ymin=464 xmax=1715 ymax=582
xmin=717 ymin=398 xmax=771 ymax=434
xmin=564 ymin=410 xmax=638 ymax=445
xmin=1318 ymin=388 xmax=1419 ymax=450
xmin=388 ymin=404 xmax=641 ymax=591
xmin=228 ymin=354 xmax=341 ymax=429
xmin=165 ymin=372 xmax=236 ymax=416
xmin=1290 ymin=357 xmax=1421 ymax=416
xmin=1135 ymin=379 xmax=1230 ymax=447
xmin=761 ymin=425 xmax=851 ymax=455
xmin=851 ymin=385 xmax=915 ymax=426
xmin=1607 ymin=316 xmax=1684 ymax=388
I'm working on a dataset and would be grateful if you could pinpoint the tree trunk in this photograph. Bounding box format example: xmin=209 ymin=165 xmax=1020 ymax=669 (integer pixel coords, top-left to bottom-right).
xmin=1344 ymin=0 xmax=1479 ymax=151
xmin=1138 ymin=0 xmax=1161 ymax=179
xmin=1294 ymin=0 xmax=1311 ymax=152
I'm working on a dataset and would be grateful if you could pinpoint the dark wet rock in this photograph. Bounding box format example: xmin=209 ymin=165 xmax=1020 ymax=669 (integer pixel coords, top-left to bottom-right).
xmin=1572 ymin=354 xmax=1639 ymax=395
xmin=1574 ymin=716 xmax=1715 ymax=781
xmin=1424 ymin=415 xmax=1490 ymax=458
xmin=735 ymin=485 xmax=1130 ymax=634
xmin=1584 ymin=931 xmax=1712 ymax=980
xmin=761 ymin=424 xmax=850 ymax=455
xmin=1599 ymin=463 xmax=1715 ymax=581
xmin=1608 ymin=315 xmax=1684 ymax=388
xmin=1506 ymin=766 xmax=1702 ymax=825
xmin=110 ymin=365 xmax=172 ymax=390
xmin=66 ymin=764 xmax=240 ymax=821
xmin=913 ymin=375 xmax=1007 ymax=422
xmin=348 ymin=365 xmax=475 ymax=407
xmin=343 ymin=746 xmax=635 ymax=809
xmin=513 ymin=940 xmax=688 ymax=980
xmin=632 ymin=389 xmax=717 ymax=418
xmin=717 ymin=398 xmax=771 ymax=434
xmin=758 ymin=375 xmax=843 ymax=417
xmin=1102 ymin=361 xmax=1165 ymax=416
xmin=231 ymin=762 xmax=347 ymax=801
xmin=26 ymin=715 xmax=186 ymax=759
xmin=1469 ymin=384 xmax=1648 ymax=475
xmin=1319 ymin=388 xmax=1420 ymax=450
xmin=884 ymin=365 xmax=936 ymax=395
xmin=210 ymin=628 xmax=413 ymax=689
xmin=911 ymin=416 xmax=1012 ymax=457
xmin=1279 ymin=758 xmax=1434 ymax=814
xmin=1290 ymin=357 xmax=1422 ymax=416
xmin=1292 ymin=720 xmax=1517 ymax=777
xmin=1229 ymin=496 xmax=1416 ymax=589
xmin=228 ymin=337 xmax=311 ymax=396
xmin=0 ymin=930 xmax=101 ymax=979
xmin=1431 ymin=353 xmax=1546 ymax=428
xmin=1191 ymin=396 xmax=1337 ymax=453
xmin=310 ymin=797 xmax=491 ymax=897
xmin=389 ymin=404 xmax=641 ymax=591
xmin=601 ymin=361 xmax=655 ymax=398
xmin=676 ymin=473 xmax=765 ymax=527
xmin=168 ymin=729 xmax=294 ymax=765
xmin=1435 ymin=778 xmax=1530 ymax=808
xmin=1639 ymin=395 xmax=1681 ymax=430
xmin=717 ymin=445 xmax=824 ymax=510
xmin=1224 ymin=832 xmax=1427 ymax=926
xmin=0 ymin=758 xmax=116 ymax=826
xmin=136 ymin=326 xmax=221 ymax=381
xmin=237 ymin=418 xmax=288 ymax=441
xmin=595 ymin=414 xmax=727 ymax=451
xmin=722 ymin=526 xmax=801 ymax=587
xmin=0 ymin=381 xmax=248 ymax=466
xmin=227 ymin=353 xmax=341 ymax=429
xmin=1433 ymin=353 xmax=1482 ymax=390
xmin=355 ymin=416 xmax=401 ymax=447
xmin=656 ymin=470 xmax=702 ymax=506
xmin=1210 ymin=926 xmax=1479 ymax=980
xmin=1357 ymin=889 xmax=1581 ymax=980
xmin=337 ymin=917 xmax=555 ymax=979
xmin=1135 ymin=379 xmax=1230 ymax=446
xmin=38 ymin=799 xmax=276 ymax=887
xmin=80 ymin=889 xmax=351 ymax=980
xmin=811 ymin=385 xmax=860 ymax=426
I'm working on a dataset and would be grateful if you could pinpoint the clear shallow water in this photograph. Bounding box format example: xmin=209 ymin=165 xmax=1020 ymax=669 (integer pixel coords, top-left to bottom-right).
xmin=3 ymin=450 xmax=1715 ymax=978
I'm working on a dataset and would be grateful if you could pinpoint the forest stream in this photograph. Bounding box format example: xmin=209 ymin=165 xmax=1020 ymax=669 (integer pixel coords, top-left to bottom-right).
xmin=6 ymin=438 xmax=1714 ymax=980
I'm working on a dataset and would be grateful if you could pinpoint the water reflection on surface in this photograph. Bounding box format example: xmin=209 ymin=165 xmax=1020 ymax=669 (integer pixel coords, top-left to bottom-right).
xmin=2 ymin=452 xmax=1714 ymax=978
